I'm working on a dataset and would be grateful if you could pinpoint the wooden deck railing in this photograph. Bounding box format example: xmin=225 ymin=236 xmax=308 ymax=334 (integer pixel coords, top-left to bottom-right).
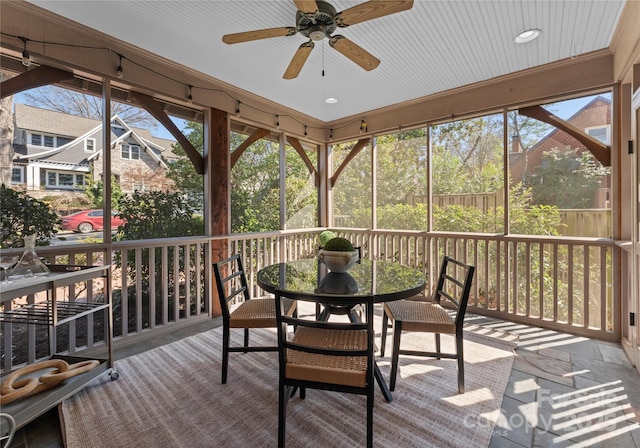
xmin=336 ymin=229 xmax=615 ymax=340
xmin=1 ymin=229 xmax=617 ymax=373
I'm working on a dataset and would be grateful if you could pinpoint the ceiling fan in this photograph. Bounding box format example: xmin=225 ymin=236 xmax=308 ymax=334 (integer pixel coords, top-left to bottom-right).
xmin=222 ymin=0 xmax=414 ymax=79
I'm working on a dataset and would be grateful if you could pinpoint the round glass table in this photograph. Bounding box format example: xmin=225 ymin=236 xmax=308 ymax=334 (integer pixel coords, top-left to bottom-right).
xmin=257 ymin=258 xmax=427 ymax=402
xmin=256 ymin=258 xmax=426 ymax=304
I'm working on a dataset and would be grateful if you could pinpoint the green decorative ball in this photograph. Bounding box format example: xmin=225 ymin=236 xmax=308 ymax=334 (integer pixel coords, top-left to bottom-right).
xmin=323 ymin=237 xmax=355 ymax=252
xmin=318 ymin=230 xmax=337 ymax=247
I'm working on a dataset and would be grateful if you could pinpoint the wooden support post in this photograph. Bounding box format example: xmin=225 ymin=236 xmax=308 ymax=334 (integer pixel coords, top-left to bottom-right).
xmin=209 ymin=108 xmax=229 ymax=317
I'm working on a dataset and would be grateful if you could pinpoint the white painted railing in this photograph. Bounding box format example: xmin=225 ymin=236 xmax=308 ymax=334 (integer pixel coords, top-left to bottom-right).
xmin=1 ymin=237 xmax=211 ymax=372
xmin=1 ymin=229 xmax=617 ymax=373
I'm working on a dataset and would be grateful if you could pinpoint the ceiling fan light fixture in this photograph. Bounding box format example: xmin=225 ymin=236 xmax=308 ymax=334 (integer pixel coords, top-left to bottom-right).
xmin=515 ymin=28 xmax=541 ymax=43
xmin=308 ymin=25 xmax=326 ymax=41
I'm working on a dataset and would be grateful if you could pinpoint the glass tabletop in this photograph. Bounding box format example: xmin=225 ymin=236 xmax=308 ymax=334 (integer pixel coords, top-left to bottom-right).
xmin=257 ymin=258 xmax=426 ymax=304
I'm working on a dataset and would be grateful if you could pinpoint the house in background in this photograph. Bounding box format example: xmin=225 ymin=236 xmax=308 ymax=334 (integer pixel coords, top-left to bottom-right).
xmin=509 ymin=96 xmax=612 ymax=209
xmin=11 ymin=103 xmax=178 ymax=197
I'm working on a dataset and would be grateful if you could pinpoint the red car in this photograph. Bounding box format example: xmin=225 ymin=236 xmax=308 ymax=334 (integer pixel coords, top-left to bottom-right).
xmin=61 ymin=209 xmax=125 ymax=233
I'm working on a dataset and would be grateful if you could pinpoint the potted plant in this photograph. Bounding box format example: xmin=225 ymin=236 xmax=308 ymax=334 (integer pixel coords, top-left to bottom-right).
xmin=318 ymin=236 xmax=359 ymax=273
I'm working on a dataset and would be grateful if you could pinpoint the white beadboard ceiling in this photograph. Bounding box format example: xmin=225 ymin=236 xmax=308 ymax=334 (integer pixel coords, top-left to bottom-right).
xmin=28 ymin=0 xmax=625 ymax=122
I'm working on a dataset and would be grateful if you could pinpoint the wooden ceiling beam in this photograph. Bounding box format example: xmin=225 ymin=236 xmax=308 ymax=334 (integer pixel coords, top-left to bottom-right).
xmin=330 ymin=138 xmax=370 ymax=188
xmin=129 ymin=90 xmax=204 ymax=174
xmin=0 ymin=65 xmax=74 ymax=99
xmin=287 ymin=136 xmax=318 ymax=186
xmin=231 ymin=128 xmax=271 ymax=168
xmin=519 ymin=105 xmax=610 ymax=166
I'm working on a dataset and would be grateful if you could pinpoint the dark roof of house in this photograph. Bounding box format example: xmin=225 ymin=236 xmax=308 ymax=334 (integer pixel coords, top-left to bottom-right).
xmin=13 ymin=103 xmax=176 ymax=149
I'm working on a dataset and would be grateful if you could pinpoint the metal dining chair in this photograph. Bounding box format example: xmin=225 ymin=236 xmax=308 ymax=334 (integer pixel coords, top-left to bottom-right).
xmin=275 ymin=290 xmax=376 ymax=448
xmin=380 ymin=256 xmax=475 ymax=393
xmin=213 ymin=254 xmax=296 ymax=384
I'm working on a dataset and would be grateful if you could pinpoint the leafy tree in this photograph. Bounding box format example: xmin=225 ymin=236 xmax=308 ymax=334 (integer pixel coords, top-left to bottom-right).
xmin=168 ymin=124 xmax=316 ymax=233
xmin=230 ymin=133 xmax=281 ymax=232
xmin=116 ymin=190 xmax=201 ymax=242
xmin=22 ymin=85 xmax=157 ymax=128
xmin=432 ymin=205 xmax=485 ymax=233
xmin=431 ymin=115 xmax=504 ymax=195
xmin=371 ymin=203 xmax=428 ymax=230
xmin=285 ymin=145 xmax=318 ymax=228
xmin=528 ymin=148 xmax=609 ymax=209
xmin=84 ymin=175 xmax=123 ymax=209
xmin=375 ymin=131 xmax=427 ymax=208
xmin=332 ymin=141 xmax=372 ymax=228
xmin=113 ymin=190 xmax=204 ymax=330
xmin=507 ymin=183 xmax=562 ymax=235
xmin=166 ymin=121 xmax=204 ymax=211
xmin=0 ymin=184 xmax=60 ymax=248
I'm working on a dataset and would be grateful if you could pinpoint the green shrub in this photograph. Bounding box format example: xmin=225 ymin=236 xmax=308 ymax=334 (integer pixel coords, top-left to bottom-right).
xmin=323 ymin=237 xmax=355 ymax=252
xmin=0 ymin=184 xmax=60 ymax=248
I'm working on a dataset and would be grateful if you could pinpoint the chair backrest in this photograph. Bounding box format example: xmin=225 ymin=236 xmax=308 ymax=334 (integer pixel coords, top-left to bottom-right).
xmin=213 ymin=254 xmax=251 ymax=320
xmin=433 ymin=256 xmax=475 ymax=326
xmin=274 ymin=291 xmax=375 ymax=387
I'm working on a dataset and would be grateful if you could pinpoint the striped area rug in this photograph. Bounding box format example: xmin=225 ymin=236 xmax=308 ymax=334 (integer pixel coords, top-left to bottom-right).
xmin=61 ymin=322 xmax=517 ymax=447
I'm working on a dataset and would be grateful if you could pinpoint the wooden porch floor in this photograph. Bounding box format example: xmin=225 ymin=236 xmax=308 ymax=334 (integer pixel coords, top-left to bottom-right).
xmin=7 ymin=310 xmax=640 ymax=448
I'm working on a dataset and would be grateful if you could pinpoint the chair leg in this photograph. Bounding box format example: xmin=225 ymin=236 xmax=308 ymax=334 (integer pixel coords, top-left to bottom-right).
xmin=457 ymin=334 xmax=465 ymax=394
xmin=278 ymin=383 xmax=287 ymax=448
xmin=366 ymin=388 xmax=374 ymax=448
xmin=222 ymin=326 xmax=230 ymax=384
xmin=243 ymin=328 xmax=249 ymax=353
xmin=389 ymin=322 xmax=402 ymax=391
xmin=435 ymin=333 xmax=441 ymax=360
xmin=380 ymin=311 xmax=388 ymax=356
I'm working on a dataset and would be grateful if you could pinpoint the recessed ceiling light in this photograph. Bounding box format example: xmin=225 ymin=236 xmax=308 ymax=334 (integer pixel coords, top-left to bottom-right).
xmin=515 ymin=28 xmax=541 ymax=43
xmin=325 ymin=97 xmax=338 ymax=104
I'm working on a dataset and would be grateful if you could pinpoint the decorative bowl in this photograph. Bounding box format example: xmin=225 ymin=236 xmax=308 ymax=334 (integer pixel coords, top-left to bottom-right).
xmin=318 ymin=249 xmax=359 ymax=273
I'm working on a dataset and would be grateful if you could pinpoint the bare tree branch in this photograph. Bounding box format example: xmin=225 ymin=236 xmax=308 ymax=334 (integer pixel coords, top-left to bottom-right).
xmin=22 ymin=86 xmax=158 ymax=129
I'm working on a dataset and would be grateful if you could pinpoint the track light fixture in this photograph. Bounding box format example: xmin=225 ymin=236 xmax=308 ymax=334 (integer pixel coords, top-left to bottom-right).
xmin=116 ymin=53 xmax=123 ymax=78
xmin=20 ymin=37 xmax=31 ymax=67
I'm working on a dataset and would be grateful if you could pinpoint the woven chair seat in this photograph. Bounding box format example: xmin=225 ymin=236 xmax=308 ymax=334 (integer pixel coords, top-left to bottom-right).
xmin=384 ymin=300 xmax=456 ymax=334
xmin=230 ymin=298 xmax=295 ymax=328
xmin=286 ymin=327 xmax=368 ymax=388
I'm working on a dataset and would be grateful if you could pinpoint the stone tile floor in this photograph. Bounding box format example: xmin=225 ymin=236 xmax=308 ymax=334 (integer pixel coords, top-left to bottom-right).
xmin=5 ymin=313 xmax=640 ymax=447
xmin=474 ymin=315 xmax=640 ymax=448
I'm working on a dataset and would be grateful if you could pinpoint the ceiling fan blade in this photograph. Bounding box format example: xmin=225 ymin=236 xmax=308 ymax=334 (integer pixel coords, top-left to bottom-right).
xmin=222 ymin=27 xmax=297 ymax=44
xmin=293 ymin=0 xmax=319 ymax=13
xmin=337 ymin=0 xmax=414 ymax=27
xmin=283 ymin=41 xmax=315 ymax=79
xmin=329 ymin=35 xmax=380 ymax=71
